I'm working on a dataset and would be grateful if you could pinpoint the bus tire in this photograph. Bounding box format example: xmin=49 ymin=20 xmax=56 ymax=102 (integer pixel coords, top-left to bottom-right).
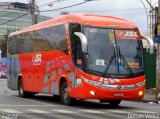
xmin=108 ymin=100 xmax=121 ymax=107
xmin=53 ymin=95 xmax=60 ymax=102
xmin=27 ymin=92 xmax=35 ymax=98
xmin=18 ymin=79 xmax=29 ymax=98
xmin=60 ymin=82 xmax=75 ymax=106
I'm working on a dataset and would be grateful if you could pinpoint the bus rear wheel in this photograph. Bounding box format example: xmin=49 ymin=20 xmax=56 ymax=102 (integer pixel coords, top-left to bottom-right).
xmin=60 ymin=82 xmax=75 ymax=106
xmin=18 ymin=79 xmax=26 ymax=98
xmin=18 ymin=79 xmax=34 ymax=98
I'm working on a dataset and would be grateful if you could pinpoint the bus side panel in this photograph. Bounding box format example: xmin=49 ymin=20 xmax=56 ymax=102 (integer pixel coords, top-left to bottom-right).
xmin=7 ymin=55 xmax=21 ymax=90
xmin=37 ymin=50 xmax=76 ymax=97
xmin=50 ymin=53 xmax=76 ymax=96
xmin=18 ymin=52 xmax=41 ymax=93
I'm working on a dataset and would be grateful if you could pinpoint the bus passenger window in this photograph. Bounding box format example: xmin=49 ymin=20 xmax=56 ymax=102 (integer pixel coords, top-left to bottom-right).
xmin=8 ymin=37 xmax=15 ymax=55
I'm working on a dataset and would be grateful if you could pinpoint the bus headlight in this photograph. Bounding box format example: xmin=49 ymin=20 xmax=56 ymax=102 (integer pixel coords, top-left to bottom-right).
xmin=90 ymin=91 xmax=96 ymax=96
xmin=139 ymin=91 xmax=143 ymax=96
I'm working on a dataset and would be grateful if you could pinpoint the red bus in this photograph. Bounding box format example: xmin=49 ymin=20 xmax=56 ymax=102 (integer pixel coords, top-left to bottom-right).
xmin=7 ymin=14 xmax=153 ymax=106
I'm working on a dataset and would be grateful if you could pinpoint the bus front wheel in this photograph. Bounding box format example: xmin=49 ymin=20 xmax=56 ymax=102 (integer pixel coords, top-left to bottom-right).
xmin=60 ymin=82 xmax=75 ymax=106
xmin=108 ymin=100 xmax=121 ymax=107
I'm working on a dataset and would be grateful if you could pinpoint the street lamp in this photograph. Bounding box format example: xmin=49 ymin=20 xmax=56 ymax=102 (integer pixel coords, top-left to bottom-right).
xmin=139 ymin=0 xmax=149 ymax=36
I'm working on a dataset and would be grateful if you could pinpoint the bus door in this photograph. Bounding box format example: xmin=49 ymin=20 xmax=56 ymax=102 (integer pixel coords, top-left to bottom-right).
xmin=69 ymin=23 xmax=83 ymax=96
xmin=69 ymin=23 xmax=82 ymax=67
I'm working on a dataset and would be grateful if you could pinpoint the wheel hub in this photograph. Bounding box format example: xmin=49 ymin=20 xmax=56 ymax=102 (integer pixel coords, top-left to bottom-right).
xmin=63 ymin=88 xmax=69 ymax=102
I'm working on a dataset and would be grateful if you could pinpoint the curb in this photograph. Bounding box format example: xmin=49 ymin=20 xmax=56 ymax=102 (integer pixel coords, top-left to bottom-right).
xmin=133 ymin=99 xmax=160 ymax=104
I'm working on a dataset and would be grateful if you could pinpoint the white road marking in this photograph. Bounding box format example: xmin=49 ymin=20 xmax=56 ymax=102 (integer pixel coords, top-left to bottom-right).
xmin=0 ymin=79 xmax=7 ymax=81
xmin=80 ymin=110 xmax=105 ymax=113
xmin=80 ymin=109 xmax=128 ymax=119
xmin=148 ymin=107 xmax=160 ymax=108
xmin=0 ymin=104 xmax=58 ymax=107
xmin=19 ymin=113 xmax=44 ymax=119
xmin=2 ymin=93 xmax=57 ymax=106
xmin=136 ymin=110 xmax=156 ymax=113
xmin=27 ymin=109 xmax=49 ymax=113
xmin=46 ymin=113 xmax=75 ymax=119
xmin=53 ymin=109 xmax=107 ymax=119
xmin=30 ymin=109 xmax=76 ymax=119
xmin=53 ymin=109 xmax=77 ymax=113
xmin=1 ymin=109 xmax=22 ymax=113
xmin=107 ymin=110 xmax=128 ymax=113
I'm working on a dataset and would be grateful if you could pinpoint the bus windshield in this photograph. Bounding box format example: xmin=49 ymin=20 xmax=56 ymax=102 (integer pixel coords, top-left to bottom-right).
xmin=83 ymin=27 xmax=144 ymax=78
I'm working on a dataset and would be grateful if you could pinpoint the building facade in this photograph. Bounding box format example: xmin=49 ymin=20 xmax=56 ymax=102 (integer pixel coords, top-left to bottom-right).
xmin=0 ymin=2 xmax=50 ymax=37
xmin=0 ymin=2 xmax=50 ymax=77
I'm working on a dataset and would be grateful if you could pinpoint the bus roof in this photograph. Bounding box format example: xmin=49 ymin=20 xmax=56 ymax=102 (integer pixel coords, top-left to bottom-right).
xmin=10 ymin=14 xmax=137 ymax=36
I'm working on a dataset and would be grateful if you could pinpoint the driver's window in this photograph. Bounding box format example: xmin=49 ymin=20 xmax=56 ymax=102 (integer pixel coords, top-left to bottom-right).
xmin=69 ymin=23 xmax=82 ymax=66
xmin=76 ymin=40 xmax=82 ymax=65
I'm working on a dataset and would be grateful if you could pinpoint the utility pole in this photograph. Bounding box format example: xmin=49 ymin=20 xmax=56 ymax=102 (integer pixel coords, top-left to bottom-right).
xmin=31 ymin=0 xmax=36 ymax=25
xmin=149 ymin=0 xmax=152 ymax=38
xmin=156 ymin=0 xmax=160 ymax=102
xmin=158 ymin=0 xmax=160 ymax=35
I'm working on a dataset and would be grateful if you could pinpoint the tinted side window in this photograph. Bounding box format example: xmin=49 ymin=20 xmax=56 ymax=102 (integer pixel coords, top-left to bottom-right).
xmin=33 ymin=28 xmax=53 ymax=52
xmin=33 ymin=24 xmax=67 ymax=52
xmin=22 ymin=32 xmax=33 ymax=53
xmin=10 ymin=33 xmax=33 ymax=54
xmin=8 ymin=24 xmax=67 ymax=54
xmin=8 ymin=36 xmax=15 ymax=55
xmin=53 ymin=24 xmax=67 ymax=51
xmin=15 ymin=34 xmax=24 ymax=54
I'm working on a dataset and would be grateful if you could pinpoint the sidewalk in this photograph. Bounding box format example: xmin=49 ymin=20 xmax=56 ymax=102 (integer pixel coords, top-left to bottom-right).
xmin=141 ymin=89 xmax=160 ymax=103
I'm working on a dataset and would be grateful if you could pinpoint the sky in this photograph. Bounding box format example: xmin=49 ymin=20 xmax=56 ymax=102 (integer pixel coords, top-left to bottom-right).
xmin=0 ymin=0 xmax=158 ymax=32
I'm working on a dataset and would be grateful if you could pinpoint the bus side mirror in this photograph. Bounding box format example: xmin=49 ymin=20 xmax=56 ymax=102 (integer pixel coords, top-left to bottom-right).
xmin=74 ymin=32 xmax=87 ymax=53
xmin=141 ymin=35 xmax=154 ymax=54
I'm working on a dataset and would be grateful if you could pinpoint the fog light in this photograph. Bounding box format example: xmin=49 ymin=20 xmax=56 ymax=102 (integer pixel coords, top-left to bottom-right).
xmin=90 ymin=91 xmax=96 ymax=96
xmin=139 ymin=91 xmax=143 ymax=96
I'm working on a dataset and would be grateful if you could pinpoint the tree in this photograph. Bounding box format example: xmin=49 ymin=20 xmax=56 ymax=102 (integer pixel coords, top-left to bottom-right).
xmin=0 ymin=34 xmax=8 ymax=58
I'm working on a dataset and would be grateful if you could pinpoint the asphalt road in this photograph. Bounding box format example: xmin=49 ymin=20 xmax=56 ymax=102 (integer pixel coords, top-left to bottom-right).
xmin=0 ymin=79 xmax=160 ymax=119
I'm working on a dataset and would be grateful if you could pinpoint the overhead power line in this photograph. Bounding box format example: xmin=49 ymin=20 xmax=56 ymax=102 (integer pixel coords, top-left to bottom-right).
xmin=38 ymin=0 xmax=67 ymax=7
xmin=0 ymin=13 xmax=29 ymax=26
xmin=37 ymin=1 xmax=89 ymax=12
xmin=54 ymin=8 xmax=149 ymax=13
xmin=36 ymin=0 xmax=53 ymax=5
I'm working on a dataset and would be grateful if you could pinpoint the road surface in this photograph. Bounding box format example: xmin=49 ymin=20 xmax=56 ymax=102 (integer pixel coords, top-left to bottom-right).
xmin=0 ymin=79 xmax=160 ymax=119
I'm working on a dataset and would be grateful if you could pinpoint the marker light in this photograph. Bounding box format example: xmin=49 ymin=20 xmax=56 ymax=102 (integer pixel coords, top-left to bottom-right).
xmin=77 ymin=79 xmax=82 ymax=85
xmin=139 ymin=91 xmax=143 ymax=96
xmin=90 ymin=91 xmax=96 ymax=96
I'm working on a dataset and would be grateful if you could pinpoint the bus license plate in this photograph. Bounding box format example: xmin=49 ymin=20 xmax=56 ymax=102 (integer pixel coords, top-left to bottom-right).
xmin=114 ymin=93 xmax=124 ymax=96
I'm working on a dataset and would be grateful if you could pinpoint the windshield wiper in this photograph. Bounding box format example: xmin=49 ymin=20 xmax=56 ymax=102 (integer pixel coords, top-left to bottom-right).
xmin=102 ymin=46 xmax=135 ymax=78
xmin=102 ymin=48 xmax=116 ymax=77
xmin=118 ymin=47 xmax=135 ymax=78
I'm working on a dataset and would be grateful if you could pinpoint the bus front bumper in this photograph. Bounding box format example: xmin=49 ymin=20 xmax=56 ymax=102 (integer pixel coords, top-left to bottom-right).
xmin=74 ymin=79 xmax=145 ymax=100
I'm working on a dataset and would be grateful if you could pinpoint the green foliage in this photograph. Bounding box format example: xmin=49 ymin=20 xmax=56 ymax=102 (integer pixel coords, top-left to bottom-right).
xmin=0 ymin=34 xmax=8 ymax=57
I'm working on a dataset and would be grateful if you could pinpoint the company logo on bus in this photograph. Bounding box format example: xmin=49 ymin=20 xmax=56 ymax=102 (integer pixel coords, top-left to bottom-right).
xmin=117 ymin=85 xmax=122 ymax=89
xmin=115 ymin=30 xmax=140 ymax=40
xmin=32 ymin=54 xmax=42 ymax=65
